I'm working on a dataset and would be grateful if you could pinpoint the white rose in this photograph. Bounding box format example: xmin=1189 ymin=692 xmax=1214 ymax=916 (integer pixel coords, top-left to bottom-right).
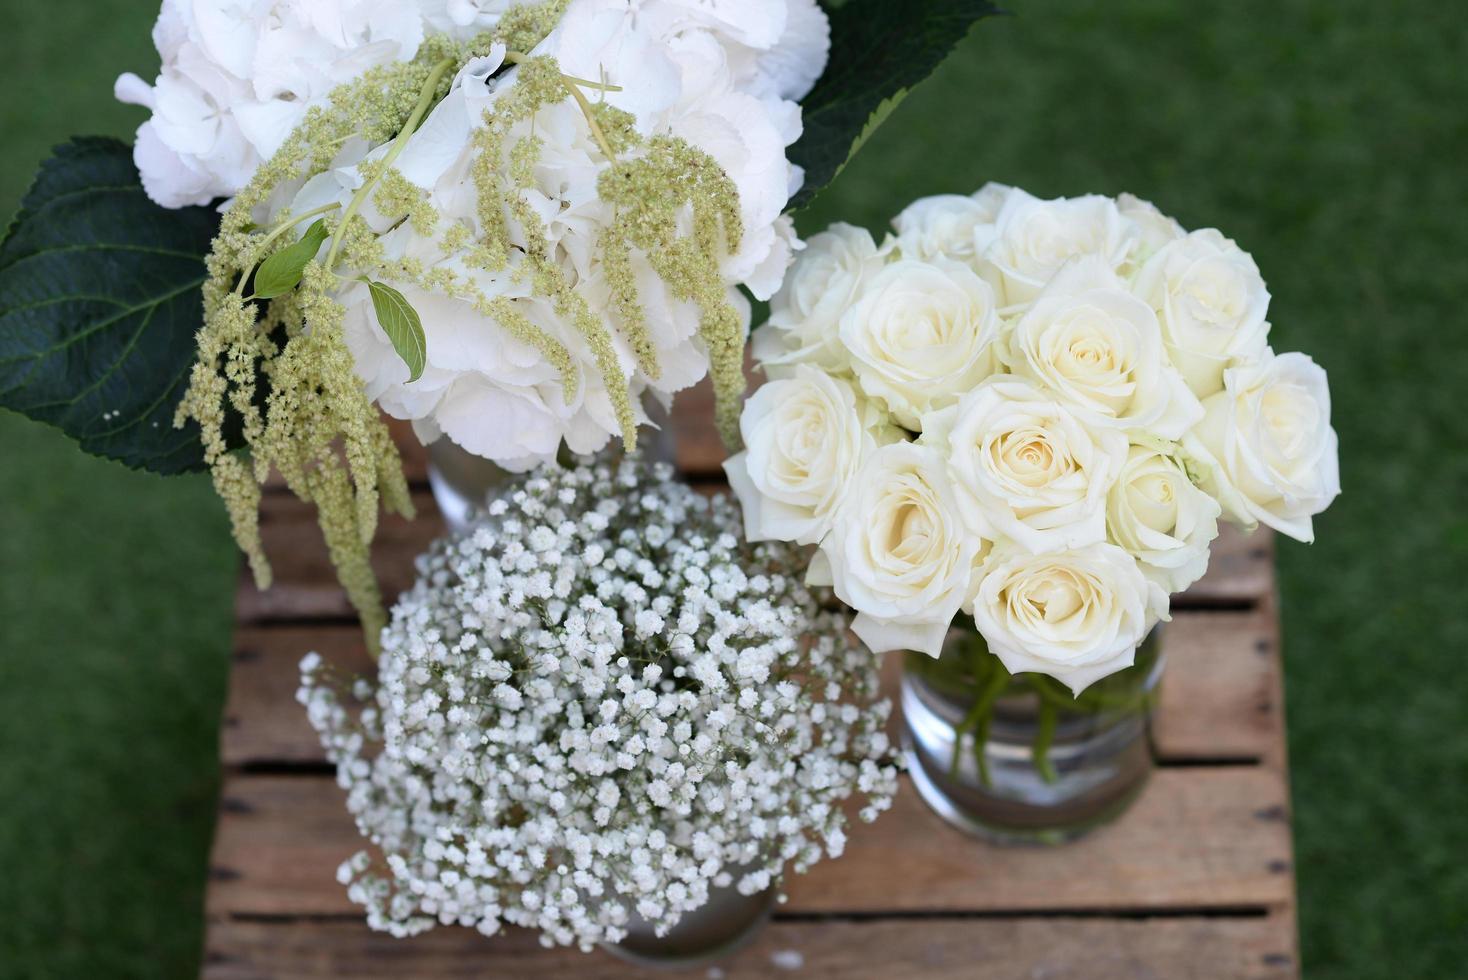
xmin=978 ymin=189 xmax=1138 ymax=308
xmin=1106 ymin=441 xmax=1222 ymax=594
xmin=972 ymin=542 xmax=1160 ymax=694
xmin=892 ymin=189 xmax=1003 ymax=265
xmin=1116 ymin=192 xmax=1184 ymax=275
xmin=1184 ymin=351 xmax=1340 ymax=543
xmin=970 ymin=181 xmax=1014 ymax=220
xmin=1002 ymin=257 xmax=1203 ymax=439
xmin=922 ymin=376 xmax=1128 ymax=553
xmin=1134 ymin=229 xmax=1272 ymax=398
xmin=811 ymin=443 xmax=985 ymax=657
xmin=755 ymin=222 xmax=885 ymax=374
xmin=724 ymin=366 xmax=892 ymax=546
xmin=839 ymin=258 xmax=1002 ymax=429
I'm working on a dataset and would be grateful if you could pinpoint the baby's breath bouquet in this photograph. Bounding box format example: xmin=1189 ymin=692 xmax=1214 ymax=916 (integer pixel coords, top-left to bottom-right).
xmin=299 ymin=457 xmax=900 ymax=948
xmin=0 ymin=0 xmax=998 ymax=650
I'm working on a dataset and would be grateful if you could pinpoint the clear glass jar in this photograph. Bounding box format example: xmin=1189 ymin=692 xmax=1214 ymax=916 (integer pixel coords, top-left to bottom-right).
xmin=605 ymin=880 xmax=776 ymax=968
xmin=426 ymin=401 xmax=681 ymax=534
xmin=901 ymin=622 xmax=1164 ymax=845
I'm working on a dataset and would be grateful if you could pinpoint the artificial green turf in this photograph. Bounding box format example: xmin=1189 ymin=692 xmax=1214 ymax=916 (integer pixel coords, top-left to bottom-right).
xmin=1 ymin=4 xmax=239 ymax=979
xmin=2 ymin=1 xmax=1464 ymax=977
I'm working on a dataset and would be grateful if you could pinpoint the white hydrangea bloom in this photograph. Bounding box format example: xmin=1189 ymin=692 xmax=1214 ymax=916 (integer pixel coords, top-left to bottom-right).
xmin=300 ymin=456 xmax=898 ymax=947
xmin=116 ymin=0 xmax=828 ymax=277
xmin=232 ymin=0 xmax=828 ymax=469
xmin=116 ymin=0 xmax=483 ymax=208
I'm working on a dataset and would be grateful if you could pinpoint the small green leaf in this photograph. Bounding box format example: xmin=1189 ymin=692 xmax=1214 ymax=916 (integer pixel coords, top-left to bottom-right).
xmin=252 ymin=219 xmax=330 ymax=299
xmin=366 ymin=280 xmax=426 ymax=382
xmin=789 ymin=0 xmax=1001 ymax=209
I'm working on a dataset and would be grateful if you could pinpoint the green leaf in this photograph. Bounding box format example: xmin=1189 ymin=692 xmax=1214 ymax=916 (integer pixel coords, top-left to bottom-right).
xmin=0 ymin=137 xmax=221 ymax=474
xmin=789 ymin=0 xmax=1002 ymax=209
xmin=251 ymin=219 xmax=329 ymax=299
xmin=365 ymin=280 xmax=426 ymax=383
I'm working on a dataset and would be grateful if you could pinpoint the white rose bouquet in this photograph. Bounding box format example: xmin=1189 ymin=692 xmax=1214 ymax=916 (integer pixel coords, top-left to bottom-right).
xmin=299 ymin=457 xmax=900 ymax=948
xmin=0 ymin=0 xmax=1000 ymax=649
xmin=731 ymin=184 xmax=1341 ymax=695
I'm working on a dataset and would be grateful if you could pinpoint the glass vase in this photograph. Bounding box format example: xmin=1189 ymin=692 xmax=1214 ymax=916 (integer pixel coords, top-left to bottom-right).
xmin=606 ymin=880 xmax=776 ymax=968
xmin=426 ymin=402 xmax=681 ymax=534
xmin=901 ymin=621 xmax=1164 ymax=845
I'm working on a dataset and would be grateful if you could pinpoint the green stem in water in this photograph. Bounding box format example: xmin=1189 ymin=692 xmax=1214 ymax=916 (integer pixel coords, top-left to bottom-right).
xmin=324 ymin=56 xmax=457 ymax=273
xmin=965 ymin=667 xmax=1014 ymax=787
xmin=1032 ymin=699 xmax=1060 ymax=785
xmin=947 ymin=653 xmax=994 ymax=779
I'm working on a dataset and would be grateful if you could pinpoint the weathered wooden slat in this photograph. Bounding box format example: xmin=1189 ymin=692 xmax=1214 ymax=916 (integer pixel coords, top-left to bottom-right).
xmin=206 ymin=767 xmax=1292 ymax=919
xmin=236 ymin=491 xmax=1274 ymax=623
xmin=222 ymin=608 xmax=1280 ymax=767
xmin=785 ymin=768 xmax=1292 ymax=914
xmin=1154 ymin=607 xmax=1282 ymax=762
xmin=203 ymin=913 xmax=1297 ymax=980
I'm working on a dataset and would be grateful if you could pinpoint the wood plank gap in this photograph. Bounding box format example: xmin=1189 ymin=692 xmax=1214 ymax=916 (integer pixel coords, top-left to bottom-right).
xmin=230 ymin=756 xmax=1274 ymax=776
xmin=235 ymin=614 xmax=365 ymax=629
xmin=775 ymin=906 xmax=1284 ymax=922
xmin=220 ymin=905 xmax=1283 ymax=927
xmin=1169 ymin=597 xmax=1260 ymax=612
xmin=1155 ymin=756 xmax=1264 ymax=768
xmin=235 ymin=761 xmax=335 ymax=777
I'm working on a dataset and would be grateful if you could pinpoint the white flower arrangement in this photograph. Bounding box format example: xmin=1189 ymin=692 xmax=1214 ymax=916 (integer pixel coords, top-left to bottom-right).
xmin=731 ymin=184 xmax=1341 ymax=692
xmin=4 ymin=0 xmax=996 ymax=655
xmin=142 ymin=0 xmax=839 ymax=646
xmin=122 ymin=0 xmax=831 ymax=470
xmin=299 ymin=456 xmax=900 ymax=947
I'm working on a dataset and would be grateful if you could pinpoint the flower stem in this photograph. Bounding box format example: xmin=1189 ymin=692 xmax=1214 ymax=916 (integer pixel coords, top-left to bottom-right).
xmin=964 ymin=667 xmax=1013 ymax=787
xmin=1032 ymin=699 xmax=1060 ymax=784
xmin=324 ymin=56 xmax=457 ymax=274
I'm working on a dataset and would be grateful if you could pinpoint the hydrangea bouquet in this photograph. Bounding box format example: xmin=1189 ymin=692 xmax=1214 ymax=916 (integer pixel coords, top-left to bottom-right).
xmin=727 ymin=185 xmax=1340 ymax=805
xmin=0 ymin=0 xmax=998 ymax=649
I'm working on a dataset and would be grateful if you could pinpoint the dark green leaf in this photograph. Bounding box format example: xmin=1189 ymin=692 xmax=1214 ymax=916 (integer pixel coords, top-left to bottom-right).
xmin=251 ymin=219 xmax=329 ymax=299
xmin=0 ymin=137 xmax=221 ymax=474
xmin=789 ymin=0 xmax=1002 ymax=209
xmin=366 ymin=280 xmax=426 ymax=383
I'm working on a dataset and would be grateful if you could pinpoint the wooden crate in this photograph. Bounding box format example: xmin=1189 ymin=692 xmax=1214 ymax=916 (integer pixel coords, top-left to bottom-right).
xmin=202 ymin=382 xmax=1299 ymax=979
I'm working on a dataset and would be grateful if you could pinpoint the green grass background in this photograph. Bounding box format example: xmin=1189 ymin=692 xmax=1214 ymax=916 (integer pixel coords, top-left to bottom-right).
xmin=2 ymin=1 xmax=1464 ymax=977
